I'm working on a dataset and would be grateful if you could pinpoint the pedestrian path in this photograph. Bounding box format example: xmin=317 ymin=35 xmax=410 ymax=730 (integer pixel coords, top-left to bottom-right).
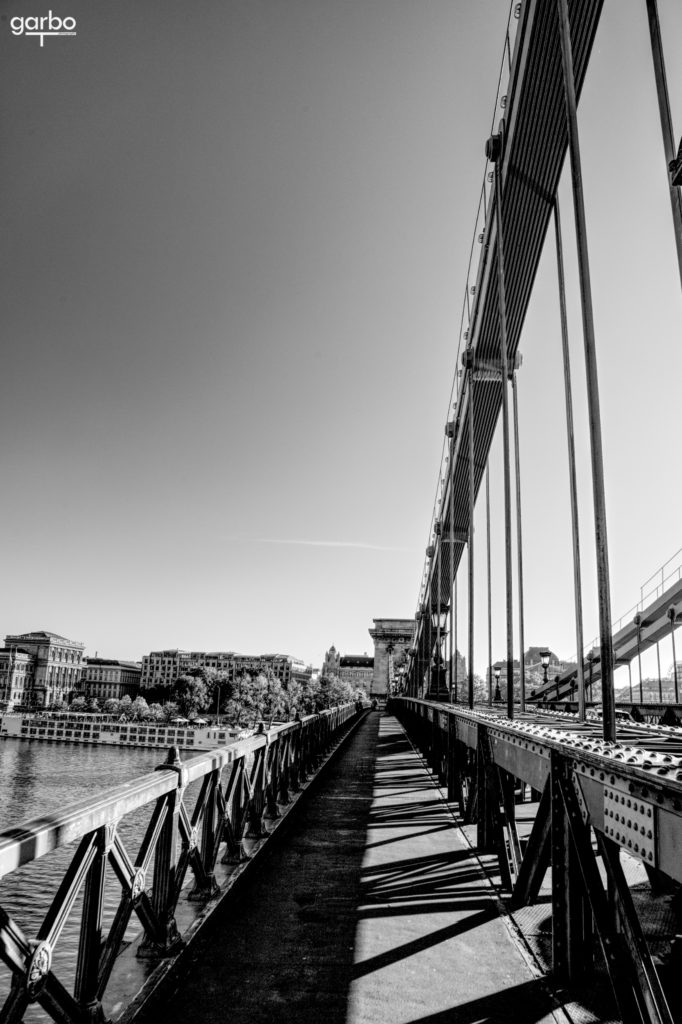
xmin=143 ymin=712 xmax=567 ymax=1024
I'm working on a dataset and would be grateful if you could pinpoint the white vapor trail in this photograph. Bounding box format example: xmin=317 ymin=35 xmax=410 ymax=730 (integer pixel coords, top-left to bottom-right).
xmin=257 ymin=538 xmax=415 ymax=553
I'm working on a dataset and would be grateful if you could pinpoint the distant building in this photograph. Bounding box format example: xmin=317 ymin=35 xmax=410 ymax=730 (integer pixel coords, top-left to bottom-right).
xmin=140 ymin=649 xmax=311 ymax=690
xmin=339 ymin=655 xmax=374 ymax=690
xmin=80 ymin=658 xmax=142 ymax=703
xmin=0 ymin=648 xmax=35 ymax=709
xmin=140 ymin=650 xmax=202 ymax=690
xmin=232 ymin=654 xmax=312 ymax=687
xmin=1 ymin=631 xmax=85 ymax=708
xmin=321 ymin=645 xmax=374 ymax=690
xmin=322 ymin=645 xmax=341 ymax=677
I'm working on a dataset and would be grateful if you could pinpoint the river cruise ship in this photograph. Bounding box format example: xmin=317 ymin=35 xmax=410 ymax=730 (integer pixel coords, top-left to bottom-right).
xmin=0 ymin=712 xmax=252 ymax=750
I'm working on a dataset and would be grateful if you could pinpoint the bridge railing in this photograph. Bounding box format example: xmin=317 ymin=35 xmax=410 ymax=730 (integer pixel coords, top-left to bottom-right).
xmin=0 ymin=703 xmax=360 ymax=1024
xmin=394 ymin=696 xmax=681 ymax=1024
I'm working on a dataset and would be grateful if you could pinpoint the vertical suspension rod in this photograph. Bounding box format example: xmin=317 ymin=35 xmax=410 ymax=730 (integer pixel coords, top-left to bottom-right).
xmin=487 ymin=124 xmax=515 ymax=719
xmin=645 ymin=0 xmax=682 ymax=295
xmin=468 ymin=368 xmax=475 ymax=709
xmin=554 ymin=198 xmax=586 ymax=722
xmin=486 ymin=465 xmax=493 ymax=707
xmin=556 ymin=0 xmax=615 ymax=741
xmin=437 ymin=534 xmax=442 ymax=696
xmin=512 ymin=372 xmax=525 ymax=712
xmin=449 ymin=440 xmax=455 ymax=703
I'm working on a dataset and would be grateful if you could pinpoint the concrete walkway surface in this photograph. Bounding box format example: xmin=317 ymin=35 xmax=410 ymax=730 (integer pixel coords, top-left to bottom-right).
xmin=142 ymin=712 xmax=566 ymax=1024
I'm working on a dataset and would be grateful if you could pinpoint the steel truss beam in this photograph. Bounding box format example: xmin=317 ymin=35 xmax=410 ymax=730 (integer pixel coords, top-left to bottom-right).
xmin=396 ymin=697 xmax=682 ymax=1023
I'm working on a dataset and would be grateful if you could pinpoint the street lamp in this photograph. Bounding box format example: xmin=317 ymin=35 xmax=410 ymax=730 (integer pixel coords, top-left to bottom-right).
xmin=429 ymin=603 xmax=449 ymax=699
xmin=539 ymin=650 xmax=551 ymax=689
xmin=586 ymin=648 xmax=595 ymax=703
xmin=493 ymin=665 xmax=502 ymax=702
xmin=215 ymin=680 xmax=221 ymax=726
xmin=668 ymin=606 xmax=679 ymax=703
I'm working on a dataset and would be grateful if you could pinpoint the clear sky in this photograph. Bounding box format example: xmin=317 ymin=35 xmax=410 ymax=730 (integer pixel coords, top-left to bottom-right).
xmin=1 ymin=1 xmax=681 ymax=680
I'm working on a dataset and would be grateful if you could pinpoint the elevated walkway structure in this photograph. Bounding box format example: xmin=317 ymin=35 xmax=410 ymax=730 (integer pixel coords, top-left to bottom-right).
xmin=530 ymin=577 xmax=682 ymax=703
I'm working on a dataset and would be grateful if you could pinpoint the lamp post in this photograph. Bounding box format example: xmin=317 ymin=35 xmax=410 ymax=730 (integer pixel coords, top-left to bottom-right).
xmin=668 ymin=606 xmax=679 ymax=704
xmin=540 ymin=650 xmax=551 ymax=690
xmin=581 ymin=647 xmax=593 ymax=704
xmin=634 ymin=613 xmax=644 ymax=703
xmin=429 ymin=604 xmax=449 ymax=700
xmin=493 ymin=665 xmax=502 ymax=703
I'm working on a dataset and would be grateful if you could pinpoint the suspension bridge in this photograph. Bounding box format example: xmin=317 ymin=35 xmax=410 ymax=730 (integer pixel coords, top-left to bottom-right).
xmin=1 ymin=1 xmax=682 ymax=1022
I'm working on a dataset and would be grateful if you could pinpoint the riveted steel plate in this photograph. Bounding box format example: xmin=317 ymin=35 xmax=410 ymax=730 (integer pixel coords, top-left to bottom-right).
xmin=571 ymin=773 xmax=590 ymax=826
xmin=603 ymin=779 xmax=657 ymax=866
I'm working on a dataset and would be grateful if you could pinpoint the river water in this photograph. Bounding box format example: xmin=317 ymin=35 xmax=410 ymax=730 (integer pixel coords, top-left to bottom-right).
xmin=0 ymin=738 xmax=171 ymax=1019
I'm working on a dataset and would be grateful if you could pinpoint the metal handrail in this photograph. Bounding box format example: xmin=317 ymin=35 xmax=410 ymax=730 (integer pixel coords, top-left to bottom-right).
xmin=0 ymin=704 xmax=359 ymax=1023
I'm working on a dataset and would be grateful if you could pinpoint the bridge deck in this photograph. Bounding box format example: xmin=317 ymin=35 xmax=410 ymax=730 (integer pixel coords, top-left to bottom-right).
xmin=141 ymin=712 xmax=597 ymax=1024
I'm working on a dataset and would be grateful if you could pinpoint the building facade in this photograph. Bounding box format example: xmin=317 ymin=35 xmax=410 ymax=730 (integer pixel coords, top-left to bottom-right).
xmin=339 ymin=655 xmax=374 ymax=690
xmin=1 ymin=631 xmax=85 ymax=708
xmin=140 ymin=649 xmax=312 ymax=690
xmin=0 ymin=648 xmax=35 ymax=709
xmin=80 ymin=658 xmax=142 ymax=703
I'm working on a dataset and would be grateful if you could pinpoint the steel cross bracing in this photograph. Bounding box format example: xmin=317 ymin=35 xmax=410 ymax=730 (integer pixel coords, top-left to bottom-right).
xmin=0 ymin=706 xmax=359 ymax=1024
xmin=415 ymin=0 xmax=604 ymax=670
xmin=396 ymin=697 xmax=682 ymax=1024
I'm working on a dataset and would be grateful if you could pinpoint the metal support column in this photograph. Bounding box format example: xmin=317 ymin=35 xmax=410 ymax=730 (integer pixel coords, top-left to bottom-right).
xmin=557 ymin=0 xmax=616 ymax=741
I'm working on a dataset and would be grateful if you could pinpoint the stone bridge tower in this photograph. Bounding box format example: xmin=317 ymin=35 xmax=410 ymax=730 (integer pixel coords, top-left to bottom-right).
xmin=368 ymin=618 xmax=415 ymax=697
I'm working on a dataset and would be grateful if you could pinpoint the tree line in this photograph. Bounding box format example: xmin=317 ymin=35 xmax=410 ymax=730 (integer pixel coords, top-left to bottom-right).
xmin=62 ymin=668 xmax=367 ymax=726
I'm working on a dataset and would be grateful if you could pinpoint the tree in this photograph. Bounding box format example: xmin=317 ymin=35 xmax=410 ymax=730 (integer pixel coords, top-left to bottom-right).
xmin=104 ymin=698 xmax=120 ymax=716
xmin=119 ymin=695 xmax=133 ymax=720
xmin=86 ymin=698 xmax=101 ymax=714
xmin=282 ymin=679 xmax=303 ymax=720
xmin=161 ymin=701 xmax=180 ymax=722
xmin=223 ymin=673 xmax=256 ymax=726
xmin=173 ymin=674 xmax=210 ymax=718
xmin=298 ymin=676 xmax=321 ymax=715
xmin=70 ymin=697 xmax=87 ymax=713
xmin=146 ymin=703 xmax=164 ymax=721
xmin=130 ymin=695 xmax=150 ymax=720
xmin=315 ymin=674 xmax=361 ymax=711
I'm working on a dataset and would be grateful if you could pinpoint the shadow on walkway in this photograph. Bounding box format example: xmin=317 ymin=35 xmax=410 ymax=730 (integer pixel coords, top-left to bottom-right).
xmin=140 ymin=714 xmax=562 ymax=1024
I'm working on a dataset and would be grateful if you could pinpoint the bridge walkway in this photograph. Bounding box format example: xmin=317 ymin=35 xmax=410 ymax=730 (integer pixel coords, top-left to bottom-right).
xmin=141 ymin=712 xmax=575 ymax=1024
